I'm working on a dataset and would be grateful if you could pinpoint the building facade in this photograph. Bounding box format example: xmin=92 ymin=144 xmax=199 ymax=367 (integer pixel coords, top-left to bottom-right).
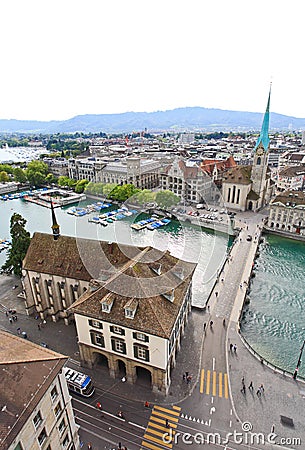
xmin=160 ymin=158 xmax=214 ymax=204
xmin=0 ymin=331 xmax=79 ymax=450
xmin=70 ymin=248 xmax=197 ymax=394
xmin=266 ymin=191 xmax=305 ymax=236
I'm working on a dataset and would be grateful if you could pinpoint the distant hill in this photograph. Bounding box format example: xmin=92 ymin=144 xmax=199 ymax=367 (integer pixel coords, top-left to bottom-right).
xmin=0 ymin=107 xmax=305 ymax=134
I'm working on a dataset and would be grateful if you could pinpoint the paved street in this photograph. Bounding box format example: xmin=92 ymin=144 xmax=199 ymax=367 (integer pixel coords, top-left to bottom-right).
xmin=1 ymin=211 xmax=305 ymax=449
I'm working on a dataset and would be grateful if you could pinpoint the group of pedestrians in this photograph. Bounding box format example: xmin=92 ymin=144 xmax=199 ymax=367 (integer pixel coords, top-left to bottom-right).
xmin=5 ymin=309 xmax=18 ymax=324
xmin=240 ymin=377 xmax=265 ymax=397
xmin=229 ymin=343 xmax=237 ymax=353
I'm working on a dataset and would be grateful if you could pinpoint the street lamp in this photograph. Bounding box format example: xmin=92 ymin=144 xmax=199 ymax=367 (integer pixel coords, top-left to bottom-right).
xmin=293 ymin=339 xmax=305 ymax=380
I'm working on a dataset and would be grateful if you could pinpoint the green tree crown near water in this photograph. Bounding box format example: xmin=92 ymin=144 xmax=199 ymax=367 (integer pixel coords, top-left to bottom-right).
xmin=2 ymin=213 xmax=31 ymax=277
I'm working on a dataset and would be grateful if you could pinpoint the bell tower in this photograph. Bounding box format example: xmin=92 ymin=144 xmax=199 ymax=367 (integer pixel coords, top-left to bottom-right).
xmin=251 ymin=85 xmax=271 ymax=205
xmin=50 ymin=201 xmax=60 ymax=240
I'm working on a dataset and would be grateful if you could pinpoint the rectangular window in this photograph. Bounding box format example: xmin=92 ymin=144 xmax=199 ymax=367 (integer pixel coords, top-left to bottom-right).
xmin=33 ymin=411 xmax=42 ymax=429
xmin=89 ymin=319 xmax=103 ymax=329
xmin=58 ymin=418 xmax=66 ymax=435
xmin=134 ymin=345 xmax=149 ymax=361
xmin=62 ymin=433 xmax=70 ymax=448
xmin=110 ymin=326 xmax=125 ymax=336
xmin=133 ymin=332 xmax=149 ymax=342
xmin=111 ymin=338 xmax=126 ymax=354
xmin=38 ymin=428 xmax=47 ymax=447
xmin=90 ymin=332 xmax=105 ymax=348
xmin=50 ymin=386 xmax=58 ymax=402
xmin=54 ymin=402 xmax=62 ymax=418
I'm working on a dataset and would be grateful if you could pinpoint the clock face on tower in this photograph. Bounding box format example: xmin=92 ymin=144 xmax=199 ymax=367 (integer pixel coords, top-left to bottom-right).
xmin=256 ymin=148 xmax=264 ymax=156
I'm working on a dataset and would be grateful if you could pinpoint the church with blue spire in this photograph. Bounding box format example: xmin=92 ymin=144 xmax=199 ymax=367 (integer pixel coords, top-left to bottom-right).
xmin=222 ymin=87 xmax=274 ymax=212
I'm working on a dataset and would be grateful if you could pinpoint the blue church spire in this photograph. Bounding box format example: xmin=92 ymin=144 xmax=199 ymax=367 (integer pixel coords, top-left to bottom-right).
xmin=254 ymin=84 xmax=271 ymax=152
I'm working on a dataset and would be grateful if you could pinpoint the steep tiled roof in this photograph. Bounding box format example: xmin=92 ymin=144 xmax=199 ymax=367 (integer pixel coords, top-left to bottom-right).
xmin=70 ymin=249 xmax=197 ymax=339
xmin=279 ymin=165 xmax=305 ymax=177
xmin=222 ymin=165 xmax=252 ymax=185
xmin=23 ymin=233 xmax=144 ymax=281
xmin=0 ymin=331 xmax=67 ymax=450
xmin=200 ymin=156 xmax=237 ymax=175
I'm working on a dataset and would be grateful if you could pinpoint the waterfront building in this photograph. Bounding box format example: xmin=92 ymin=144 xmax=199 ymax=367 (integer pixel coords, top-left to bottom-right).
xmin=160 ymin=158 xmax=214 ymax=204
xmin=68 ymin=156 xmax=160 ymax=189
xmin=279 ymin=151 xmax=305 ymax=168
xmin=222 ymin=89 xmax=274 ymax=211
xmin=70 ymin=249 xmax=196 ymax=394
xmin=0 ymin=181 xmax=18 ymax=194
xmin=43 ymin=157 xmax=69 ymax=178
xmin=266 ymin=190 xmax=305 ymax=236
xmin=0 ymin=330 xmax=79 ymax=450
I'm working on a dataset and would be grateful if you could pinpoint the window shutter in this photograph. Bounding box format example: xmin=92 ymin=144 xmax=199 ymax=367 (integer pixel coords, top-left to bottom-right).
xmin=122 ymin=342 xmax=126 ymax=354
xmin=89 ymin=320 xmax=93 ymax=326
xmin=121 ymin=329 xmax=125 ymax=336
xmin=134 ymin=345 xmax=138 ymax=358
xmin=110 ymin=326 xmax=114 ymax=333
xmin=145 ymin=335 xmax=149 ymax=342
xmin=111 ymin=338 xmax=116 ymax=351
xmin=133 ymin=332 xmax=137 ymax=339
xmin=90 ymin=332 xmax=94 ymax=345
xmin=145 ymin=349 xmax=149 ymax=361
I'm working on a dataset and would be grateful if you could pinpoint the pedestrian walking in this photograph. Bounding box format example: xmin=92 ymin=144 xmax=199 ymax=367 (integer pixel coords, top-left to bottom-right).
xmin=207 ymin=305 xmax=210 ymax=312
xmin=38 ymin=323 xmax=41 ymax=330
xmin=233 ymin=344 xmax=237 ymax=353
xmin=215 ymin=291 xmax=218 ymax=298
xmin=229 ymin=343 xmax=233 ymax=352
xmin=241 ymin=377 xmax=245 ymax=385
xmin=248 ymin=381 xmax=253 ymax=390
xmin=241 ymin=384 xmax=246 ymax=394
xmin=9 ymin=317 xmax=13 ymax=324
xmin=118 ymin=442 xmax=122 ymax=449
xmin=17 ymin=327 xmax=21 ymax=334
xmin=5 ymin=311 xmax=8 ymax=317
xmin=256 ymin=389 xmax=261 ymax=397
xmin=203 ymin=322 xmax=206 ymax=331
xmin=260 ymin=384 xmax=264 ymax=393
xmin=187 ymin=375 xmax=192 ymax=384
xmin=183 ymin=374 xmax=186 ymax=382
xmin=13 ymin=315 xmax=17 ymax=322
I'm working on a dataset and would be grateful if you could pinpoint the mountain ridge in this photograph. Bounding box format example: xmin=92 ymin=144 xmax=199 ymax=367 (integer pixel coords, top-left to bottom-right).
xmin=0 ymin=107 xmax=304 ymax=134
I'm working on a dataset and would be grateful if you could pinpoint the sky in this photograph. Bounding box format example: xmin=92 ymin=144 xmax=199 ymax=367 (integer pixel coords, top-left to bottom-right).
xmin=1 ymin=0 xmax=305 ymax=121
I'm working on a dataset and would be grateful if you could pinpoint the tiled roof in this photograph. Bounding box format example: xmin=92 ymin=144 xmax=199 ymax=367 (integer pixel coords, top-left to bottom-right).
xmin=271 ymin=190 xmax=305 ymax=207
xmin=0 ymin=331 xmax=67 ymax=450
xmin=71 ymin=249 xmax=197 ymax=339
xmin=23 ymin=233 xmax=143 ymax=281
xmin=279 ymin=165 xmax=305 ymax=177
xmin=222 ymin=165 xmax=252 ymax=185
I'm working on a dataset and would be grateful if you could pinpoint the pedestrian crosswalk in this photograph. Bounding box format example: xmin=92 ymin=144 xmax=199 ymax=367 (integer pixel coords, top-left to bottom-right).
xmin=199 ymin=369 xmax=228 ymax=399
xmin=141 ymin=404 xmax=181 ymax=449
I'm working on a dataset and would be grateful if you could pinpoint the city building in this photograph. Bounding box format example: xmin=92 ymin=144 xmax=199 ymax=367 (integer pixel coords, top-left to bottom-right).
xmin=222 ymin=89 xmax=274 ymax=211
xmin=68 ymin=156 xmax=160 ymax=189
xmin=43 ymin=158 xmax=69 ymax=178
xmin=70 ymin=248 xmax=196 ymax=394
xmin=275 ymin=165 xmax=305 ymax=192
xmin=266 ymin=190 xmax=305 ymax=236
xmin=160 ymin=158 xmax=214 ymax=204
xmin=0 ymin=181 xmax=18 ymax=195
xmin=0 ymin=330 xmax=79 ymax=450
xmin=22 ymin=233 xmax=139 ymax=325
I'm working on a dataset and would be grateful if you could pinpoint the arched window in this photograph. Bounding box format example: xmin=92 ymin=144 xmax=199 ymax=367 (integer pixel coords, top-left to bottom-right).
xmin=257 ymin=157 xmax=261 ymax=166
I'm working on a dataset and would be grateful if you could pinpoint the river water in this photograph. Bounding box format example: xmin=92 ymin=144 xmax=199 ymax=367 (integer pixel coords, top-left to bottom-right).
xmin=241 ymin=234 xmax=305 ymax=377
xmin=1 ymin=198 xmax=304 ymax=376
xmin=0 ymin=198 xmax=229 ymax=307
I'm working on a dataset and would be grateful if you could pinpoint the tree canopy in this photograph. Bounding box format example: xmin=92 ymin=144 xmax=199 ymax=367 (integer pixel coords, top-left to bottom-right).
xmin=2 ymin=213 xmax=31 ymax=276
xmin=25 ymin=160 xmax=49 ymax=187
xmin=155 ymin=190 xmax=180 ymax=209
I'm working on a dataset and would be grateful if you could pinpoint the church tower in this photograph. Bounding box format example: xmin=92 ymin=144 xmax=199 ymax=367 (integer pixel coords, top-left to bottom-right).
xmin=50 ymin=201 xmax=60 ymax=240
xmin=250 ymin=86 xmax=271 ymax=208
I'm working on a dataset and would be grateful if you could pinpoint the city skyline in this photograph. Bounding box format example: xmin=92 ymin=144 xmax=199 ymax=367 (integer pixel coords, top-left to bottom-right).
xmin=1 ymin=0 xmax=305 ymax=121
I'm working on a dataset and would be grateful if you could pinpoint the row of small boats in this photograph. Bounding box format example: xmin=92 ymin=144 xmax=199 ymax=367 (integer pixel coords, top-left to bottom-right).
xmin=131 ymin=217 xmax=171 ymax=231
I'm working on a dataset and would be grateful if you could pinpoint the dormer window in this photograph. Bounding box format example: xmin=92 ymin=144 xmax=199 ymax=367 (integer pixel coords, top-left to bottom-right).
xmin=124 ymin=298 xmax=138 ymax=319
xmin=100 ymin=293 xmax=114 ymax=313
xmin=162 ymin=289 xmax=175 ymax=302
xmin=173 ymin=267 xmax=184 ymax=281
xmin=150 ymin=264 xmax=162 ymax=275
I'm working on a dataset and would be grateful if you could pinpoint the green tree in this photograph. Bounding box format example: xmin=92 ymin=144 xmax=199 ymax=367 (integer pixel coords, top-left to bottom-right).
xmin=45 ymin=173 xmax=57 ymax=184
xmin=0 ymin=171 xmax=10 ymax=182
xmin=133 ymin=189 xmax=155 ymax=205
xmin=14 ymin=167 xmax=27 ymax=183
xmin=75 ymin=179 xmax=89 ymax=193
xmin=155 ymin=190 xmax=180 ymax=209
xmin=25 ymin=160 xmax=49 ymax=187
xmin=2 ymin=213 xmax=31 ymax=276
xmin=58 ymin=175 xmax=71 ymax=187
xmin=108 ymin=184 xmax=139 ymax=202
